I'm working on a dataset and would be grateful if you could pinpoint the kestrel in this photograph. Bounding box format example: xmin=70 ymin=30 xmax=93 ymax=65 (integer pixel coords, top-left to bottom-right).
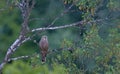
xmin=39 ymin=35 xmax=48 ymax=63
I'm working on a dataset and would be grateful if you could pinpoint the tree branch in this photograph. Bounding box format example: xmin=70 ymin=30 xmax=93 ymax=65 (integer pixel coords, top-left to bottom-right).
xmin=0 ymin=0 xmax=34 ymax=73
xmin=0 ymin=36 xmax=30 ymax=72
xmin=8 ymin=55 xmax=30 ymax=62
xmin=32 ymin=21 xmax=83 ymax=32
xmin=31 ymin=18 xmax=106 ymax=32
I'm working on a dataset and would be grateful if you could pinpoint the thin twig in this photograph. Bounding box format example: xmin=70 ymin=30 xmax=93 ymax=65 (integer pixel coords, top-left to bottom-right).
xmin=49 ymin=4 xmax=74 ymax=27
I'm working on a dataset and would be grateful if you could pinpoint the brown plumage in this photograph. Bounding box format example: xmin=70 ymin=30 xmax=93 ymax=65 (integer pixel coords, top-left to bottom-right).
xmin=39 ymin=35 xmax=48 ymax=63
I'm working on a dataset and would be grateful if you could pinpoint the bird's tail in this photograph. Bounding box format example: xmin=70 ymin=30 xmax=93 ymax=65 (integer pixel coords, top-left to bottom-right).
xmin=41 ymin=51 xmax=47 ymax=63
xmin=41 ymin=56 xmax=46 ymax=63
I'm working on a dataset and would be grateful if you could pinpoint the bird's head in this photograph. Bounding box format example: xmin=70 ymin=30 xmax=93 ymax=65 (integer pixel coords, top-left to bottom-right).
xmin=42 ymin=35 xmax=47 ymax=40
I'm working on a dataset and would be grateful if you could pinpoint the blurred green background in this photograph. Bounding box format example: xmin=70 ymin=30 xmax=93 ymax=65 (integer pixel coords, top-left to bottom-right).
xmin=0 ymin=0 xmax=120 ymax=74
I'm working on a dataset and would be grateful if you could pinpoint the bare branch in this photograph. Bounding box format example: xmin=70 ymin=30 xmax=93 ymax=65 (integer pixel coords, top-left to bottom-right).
xmin=0 ymin=36 xmax=30 ymax=72
xmin=32 ymin=18 xmax=107 ymax=32
xmin=32 ymin=21 xmax=83 ymax=32
xmin=8 ymin=55 xmax=30 ymax=62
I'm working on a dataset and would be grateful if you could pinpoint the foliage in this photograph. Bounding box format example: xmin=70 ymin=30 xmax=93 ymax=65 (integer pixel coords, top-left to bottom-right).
xmin=3 ymin=25 xmax=120 ymax=74
xmin=47 ymin=25 xmax=120 ymax=73
xmin=3 ymin=60 xmax=67 ymax=74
